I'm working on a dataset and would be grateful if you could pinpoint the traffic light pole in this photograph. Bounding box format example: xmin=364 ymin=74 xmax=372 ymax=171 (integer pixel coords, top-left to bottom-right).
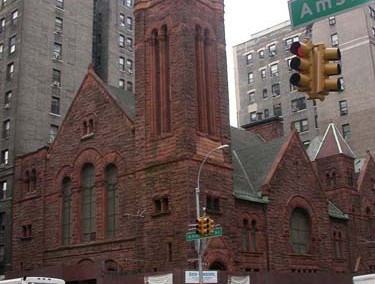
xmin=195 ymin=144 xmax=229 ymax=284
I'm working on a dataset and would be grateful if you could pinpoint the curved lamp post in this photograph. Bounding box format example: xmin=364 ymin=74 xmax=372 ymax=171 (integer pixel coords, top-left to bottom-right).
xmin=195 ymin=144 xmax=229 ymax=284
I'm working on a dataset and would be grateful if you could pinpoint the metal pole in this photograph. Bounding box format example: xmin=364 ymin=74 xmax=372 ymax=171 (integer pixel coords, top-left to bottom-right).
xmin=195 ymin=144 xmax=229 ymax=284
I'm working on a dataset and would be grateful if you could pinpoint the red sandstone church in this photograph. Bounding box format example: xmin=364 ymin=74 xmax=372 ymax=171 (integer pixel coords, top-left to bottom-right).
xmin=8 ymin=0 xmax=375 ymax=283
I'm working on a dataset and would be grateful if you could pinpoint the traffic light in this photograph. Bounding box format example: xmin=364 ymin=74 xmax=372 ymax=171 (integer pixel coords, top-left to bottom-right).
xmin=315 ymin=44 xmax=341 ymax=94
xmin=207 ymin=217 xmax=215 ymax=235
xmin=289 ymin=40 xmax=315 ymax=94
xmin=195 ymin=218 xmax=201 ymax=235
xmin=201 ymin=216 xmax=210 ymax=236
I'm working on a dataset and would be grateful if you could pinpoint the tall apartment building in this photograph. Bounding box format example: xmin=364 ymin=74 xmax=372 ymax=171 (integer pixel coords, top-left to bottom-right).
xmin=234 ymin=2 xmax=375 ymax=156
xmin=0 ymin=0 xmax=135 ymax=275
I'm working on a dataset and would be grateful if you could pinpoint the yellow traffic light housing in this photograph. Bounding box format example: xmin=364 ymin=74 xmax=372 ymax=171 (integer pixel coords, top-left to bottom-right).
xmin=197 ymin=217 xmax=205 ymax=236
xmin=315 ymin=44 xmax=342 ymax=94
xmin=207 ymin=217 xmax=215 ymax=235
xmin=289 ymin=40 xmax=314 ymax=93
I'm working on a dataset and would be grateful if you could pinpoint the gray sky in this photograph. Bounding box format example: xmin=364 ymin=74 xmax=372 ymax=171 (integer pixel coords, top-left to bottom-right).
xmin=224 ymin=1 xmax=290 ymax=126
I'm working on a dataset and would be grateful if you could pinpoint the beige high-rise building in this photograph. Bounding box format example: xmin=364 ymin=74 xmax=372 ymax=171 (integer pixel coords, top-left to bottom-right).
xmin=234 ymin=2 xmax=375 ymax=157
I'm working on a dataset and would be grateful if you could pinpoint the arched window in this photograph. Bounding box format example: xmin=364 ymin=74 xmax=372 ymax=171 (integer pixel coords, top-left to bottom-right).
xmin=241 ymin=219 xmax=250 ymax=251
xmin=325 ymin=173 xmax=331 ymax=187
xmin=82 ymin=163 xmax=96 ymax=242
xmin=367 ymin=207 xmax=373 ymax=240
xmin=105 ymin=164 xmax=118 ymax=238
xmin=250 ymin=220 xmax=257 ymax=252
xmin=337 ymin=231 xmax=343 ymax=258
xmin=332 ymin=172 xmax=336 ymax=187
xmin=30 ymin=169 xmax=37 ymax=191
xmin=289 ymin=207 xmax=311 ymax=254
xmin=24 ymin=170 xmax=30 ymax=192
xmin=62 ymin=176 xmax=72 ymax=245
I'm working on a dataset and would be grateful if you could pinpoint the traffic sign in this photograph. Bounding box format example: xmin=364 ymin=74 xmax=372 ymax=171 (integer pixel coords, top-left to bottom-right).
xmin=288 ymin=0 xmax=370 ymax=28
xmin=186 ymin=227 xmax=223 ymax=241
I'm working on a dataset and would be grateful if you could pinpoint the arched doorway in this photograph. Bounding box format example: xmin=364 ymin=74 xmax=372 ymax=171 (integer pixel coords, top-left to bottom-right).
xmin=209 ymin=261 xmax=226 ymax=271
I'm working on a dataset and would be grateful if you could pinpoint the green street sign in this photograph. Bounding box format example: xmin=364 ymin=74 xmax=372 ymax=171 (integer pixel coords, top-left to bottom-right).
xmin=186 ymin=228 xmax=223 ymax=241
xmin=288 ymin=0 xmax=370 ymax=28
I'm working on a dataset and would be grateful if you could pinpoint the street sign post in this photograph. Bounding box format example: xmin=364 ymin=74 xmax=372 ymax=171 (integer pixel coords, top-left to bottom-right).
xmin=288 ymin=0 xmax=371 ymax=28
xmin=186 ymin=227 xmax=223 ymax=241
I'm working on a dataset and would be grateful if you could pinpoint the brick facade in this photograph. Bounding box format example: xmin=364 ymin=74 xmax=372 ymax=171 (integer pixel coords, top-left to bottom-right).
xmin=8 ymin=0 xmax=375 ymax=283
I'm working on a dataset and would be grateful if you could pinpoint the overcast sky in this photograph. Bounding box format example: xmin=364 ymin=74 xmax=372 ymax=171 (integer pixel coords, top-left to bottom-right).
xmin=224 ymin=1 xmax=290 ymax=126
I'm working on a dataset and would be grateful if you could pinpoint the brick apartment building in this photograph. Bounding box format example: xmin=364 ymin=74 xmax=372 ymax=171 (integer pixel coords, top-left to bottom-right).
xmin=6 ymin=0 xmax=375 ymax=283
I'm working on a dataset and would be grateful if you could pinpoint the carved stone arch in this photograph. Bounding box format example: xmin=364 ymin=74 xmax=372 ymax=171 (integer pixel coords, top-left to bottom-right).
xmin=77 ymin=258 xmax=94 ymax=266
xmin=73 ymin=147 xmax=103 ymax=188
xmin=204 ymin=237 xmax=232 ymax=271
xmin=103 ymin=259 xmax=122 ymax=273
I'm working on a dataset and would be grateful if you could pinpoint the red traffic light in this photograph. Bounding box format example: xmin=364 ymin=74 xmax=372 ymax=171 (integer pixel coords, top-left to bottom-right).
xmin=290 ymin=42 xmax=305 ymax=57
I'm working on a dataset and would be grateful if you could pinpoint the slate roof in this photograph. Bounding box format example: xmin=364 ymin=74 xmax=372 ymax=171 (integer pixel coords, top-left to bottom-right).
xmin=230 ymin=126 xmax=286 ymax=203
xmin=311 ymin=123 xmax=356 ymax=160
xmin=103 ymin=83 xmax=135 ymax=121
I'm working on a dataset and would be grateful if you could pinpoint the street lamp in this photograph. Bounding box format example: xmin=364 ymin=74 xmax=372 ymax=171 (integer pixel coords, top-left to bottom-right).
xmin=195 ymin=144 xmax=229 ymax=284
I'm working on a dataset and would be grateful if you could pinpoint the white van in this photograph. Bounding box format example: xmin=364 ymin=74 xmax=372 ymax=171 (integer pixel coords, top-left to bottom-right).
xmin=353 ymin=274 xmax=375 ymax=284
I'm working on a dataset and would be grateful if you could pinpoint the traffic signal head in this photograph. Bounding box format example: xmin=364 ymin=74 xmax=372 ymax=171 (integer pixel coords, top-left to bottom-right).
xmin=316 ymin=44 xmax=342 ymax=94
xmin=207 ymin=217 xmax=215 ymax=235
xmin=197 ymin=217 xmax=205 ymax=235
xmin=289 ymin=40 xmax=314 ymax=93
xmin=195 ymin=218 xmax=200 ymax=235
xmin=201 ymin=216 xmax=210 ymax=236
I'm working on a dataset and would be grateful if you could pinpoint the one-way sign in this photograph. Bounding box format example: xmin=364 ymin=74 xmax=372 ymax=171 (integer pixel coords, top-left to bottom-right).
xmin=289 ymin=0 xmax=370 ymax=28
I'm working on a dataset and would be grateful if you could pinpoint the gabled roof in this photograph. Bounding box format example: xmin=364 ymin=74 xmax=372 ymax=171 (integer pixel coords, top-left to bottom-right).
xmin=102 ymin=83 xmax=135 ymax=120
xmin=230 ymin=126 xmax=286 ymax=203
xmin=312 ymin=123 xmax=356 ymax=160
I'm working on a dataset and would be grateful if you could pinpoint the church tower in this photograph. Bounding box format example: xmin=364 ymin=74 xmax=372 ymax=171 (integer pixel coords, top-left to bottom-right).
xmin=133 ymin=0 xmax=234 ymax=271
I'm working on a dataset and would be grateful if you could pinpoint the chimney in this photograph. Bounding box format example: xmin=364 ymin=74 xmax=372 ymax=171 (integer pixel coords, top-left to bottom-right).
xmin=241 ymin=116 xmax=284 ymax=141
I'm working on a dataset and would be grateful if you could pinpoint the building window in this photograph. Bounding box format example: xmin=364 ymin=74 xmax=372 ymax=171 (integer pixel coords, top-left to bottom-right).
xmin=206 ymin=196 xmax=220 ymax=213
xmin=262 ymin=88 xmax=268 ymax=99
xmin=328 ymin=16 xmax=336 ymax=25
xmin=291 ymin=97 xmax=306 ymax=112
xmin=372 ymin=27 xmax=375 ymax=38
xmin=126 ymin=0 xmax=133 ymax=8
xmin=260 ymin=68 xmax=266 ymax=79
xmin=289 ymin=207 xmax=311 ymax=254
xmin=268 ymin=44 xmax=277 ymax=56
xmin=105 ymin=164 xmax=118 ymax=238
xmin=126 ymin=81 xmax=133 ymax=92
xmin=22 ymin=224 xmax=32 ymax=239
xmin=294 ymin=118 xmax=309 ymax=133
xmin=55 ymin=17 xmax=63 ymax=33
xmin=339 ymin=77 xmax=345 ymax=91
xmin=49 ymin=124 xmax=58 ymax=143
xmin=0 ymin=18 xmax=5 ymax=33
xmin=126 ymin=59 xmax=133 ymax=73
xmin=56 ymin=0 xmax=64 ymax=9
xmin=83 ymin=118 xmax=94 ymax=136
xmin=51 ymin=97 xmax=60 ymax=115
xmin=82 ymin=163 xmax=96 ymax=242
xmin=284 ymin=36 xmax=299 ymax=50
xmin=62 ymin=177 xmax=72 ymax=245
xmin=303 ymin=140 xmax=310 ymax=149
xmin=52 ymin=69 xmax=61 ymax=87
xmin=248 ymin=92 xmax=255 ymax=105
xmin=370 ymin=6 xmax=375 ymax=19
xmin=270 ymin=63 xmax=279 ymax=76
xmin=264 ymin=109 xmax=269 ymax=118
xmin=333 ymin=231 xmax=344 ymax=258
xmin=0 ymin=149 xmax=8 ymax=165
xmin=315 ymin=115 xmax=318 ymax=128
xmin=0 ymin=43 xmax=3 ymax=59
xmin=119 ymin=57 xmax=125 ymax=71
xmin=126 ymin=37 xmax=133 ymax=51
xmin=4 ymin=91 xmax=11 ymax=109
xmin=8 ymin=35 xmax=15 ymax=54
xmin=342 ymin=123 xmax=351 ymax=139
xmin=119 ymin=79 xmax=125 ymax=89
xmin=119 ymin=34 xmax=125 ymax=48
xmin=53 ymin=42 xmax=62 ymax=60
xmin=290 ymin=83 xmax=297 ymax=92
xmin=271 ymin=83 xmax=280 ymax=97
xmin=250 ymin=111 xmax=257 ymax=122
xmin=248 ymin=72 xmax=254 ymax=84
xmin=119 ymin=13 xmax=125 ymax=27
xmin=258 ymin=49 xmax=264 ymax=59
xmin=0 ymin=181 xmax=7 ymax=199
xmin=153 ymin=197 xmax=169 ymax=214
xmin=331 ymin=33 xmax=339 ymax=46
xmin=246 ymin=53 xmax=252 ymax=64
xmin=242 ymin=219 xmax=250 ymax=251
xmin=273 ymin=103 xmax=282 ymax=117
xmin=6 ymin=62 xmax=14 ymax=80
xmin=126 ymin=17 xmax=133 ymax=30
xmin=339 ymin=100 xmax=348 ymax=116
xmin=2 ymin=119 xmax=10 ymax=139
